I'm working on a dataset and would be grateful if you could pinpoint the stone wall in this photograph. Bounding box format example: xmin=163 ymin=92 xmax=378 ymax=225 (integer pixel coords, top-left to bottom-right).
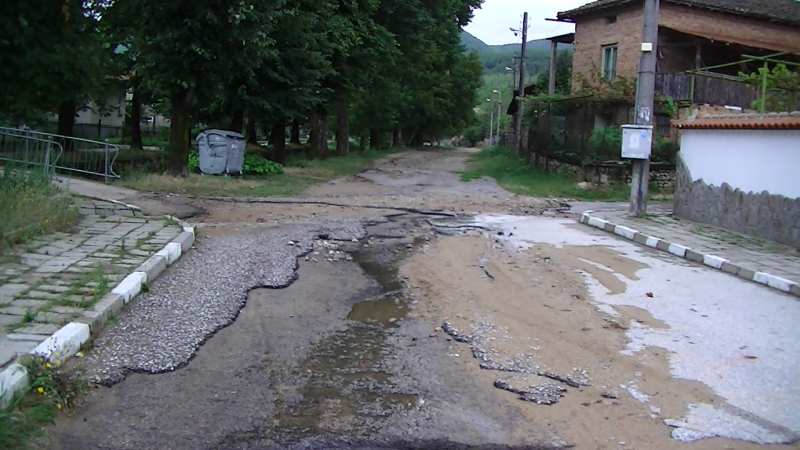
xmin=543 ymin=157 xmax=676 ymax=194
xmin=674 ymin=154 xmax=800 ymax=249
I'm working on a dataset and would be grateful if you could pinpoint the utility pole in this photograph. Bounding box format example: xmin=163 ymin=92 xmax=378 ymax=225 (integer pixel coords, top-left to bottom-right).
xmin=496 ymin=90 xmax=502 ymax=145
xmin=629 ymin=0 xmax=659 ymax=216
xmin=488 ymin=98 xmax=494 ymax=146
xmin=515 ymin=12 xmax=528 ymax=155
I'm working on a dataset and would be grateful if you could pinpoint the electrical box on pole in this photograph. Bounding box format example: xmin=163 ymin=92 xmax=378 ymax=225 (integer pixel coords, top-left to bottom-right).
xmin=621 ymin=125 xmax=653 ymax=160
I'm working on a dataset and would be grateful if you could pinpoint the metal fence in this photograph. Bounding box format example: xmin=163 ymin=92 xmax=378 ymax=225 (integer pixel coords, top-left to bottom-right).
xmin=523 ymin=99 xmax=677 ymax=175
xmin=0 ymin=127 xmax=120 ymax=182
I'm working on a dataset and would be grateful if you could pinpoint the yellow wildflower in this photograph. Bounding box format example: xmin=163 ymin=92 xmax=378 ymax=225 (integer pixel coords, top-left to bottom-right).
xmin=46 ymin=363 xmax=52 ymax=369
xmin=56 ymin=403 xmax=62 ymax=410
xmin=76 ymin=352 xmax=84 ymax=358
xmin=37 ymin=387 xmax=44 ymax=394
xmin=53 ymin=360 xmax=60 ymax=366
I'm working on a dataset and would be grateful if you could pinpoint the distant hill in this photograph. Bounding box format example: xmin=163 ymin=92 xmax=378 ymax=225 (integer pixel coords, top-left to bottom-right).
xmin=460 ymin=31 xmax=565 ymax=56
xmin=461 ymin=31 xmax=572 ymax=83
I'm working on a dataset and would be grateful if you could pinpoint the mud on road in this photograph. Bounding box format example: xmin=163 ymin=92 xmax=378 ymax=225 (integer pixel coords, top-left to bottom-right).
xmin=44 ymin=149 xmax=800 ymax=450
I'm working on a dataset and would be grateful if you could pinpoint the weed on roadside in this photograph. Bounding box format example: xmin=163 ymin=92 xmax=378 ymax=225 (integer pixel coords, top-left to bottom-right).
xmin=462 ymin=146 xmax=649 ymax=201
xmin=0 ymin=166 xmax=80 ymax=254
xmin=0 ymin=355 xmax=87 ymax=449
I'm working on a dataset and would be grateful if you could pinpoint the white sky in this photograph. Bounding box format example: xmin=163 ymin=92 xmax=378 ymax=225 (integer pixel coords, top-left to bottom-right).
xmin=464 ymin=0 xmax=593 ymax=45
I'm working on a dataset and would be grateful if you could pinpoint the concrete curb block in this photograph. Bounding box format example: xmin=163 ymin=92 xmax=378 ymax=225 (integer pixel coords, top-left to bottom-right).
xmin=0 ymin=214 xmax=196 ymax=411
xmin=578 ymin=211 xmax=800 ymax=299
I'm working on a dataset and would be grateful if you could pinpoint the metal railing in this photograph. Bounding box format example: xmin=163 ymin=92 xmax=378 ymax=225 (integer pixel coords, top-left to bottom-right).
xmin=0 ymin=127 xmax=119 ymax=182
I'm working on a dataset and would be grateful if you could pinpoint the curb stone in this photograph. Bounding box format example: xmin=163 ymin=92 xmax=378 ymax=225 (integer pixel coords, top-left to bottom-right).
xmin=579 ymin=211 xmax=800 ymax=299
xmin=0 ymin=215 xmax=195 ymax=410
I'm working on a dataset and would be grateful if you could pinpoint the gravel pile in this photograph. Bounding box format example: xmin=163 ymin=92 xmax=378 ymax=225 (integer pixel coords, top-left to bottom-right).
xmin=86 ymin=218 xmax=380 ymax=384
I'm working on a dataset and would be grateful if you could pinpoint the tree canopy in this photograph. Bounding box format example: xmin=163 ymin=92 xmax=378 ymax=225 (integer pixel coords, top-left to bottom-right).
xmin=0 ymin=0 xmax=486 ymax=174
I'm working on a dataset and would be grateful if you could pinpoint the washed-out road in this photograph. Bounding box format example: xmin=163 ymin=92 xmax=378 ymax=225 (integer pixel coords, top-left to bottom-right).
xmin=47 ymin=148 xmax=800 ymax=450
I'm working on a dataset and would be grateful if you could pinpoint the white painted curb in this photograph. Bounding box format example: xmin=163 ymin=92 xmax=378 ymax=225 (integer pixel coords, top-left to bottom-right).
xmin=0 ymin=214 xmax=196 ymax=411
xmin=577 ymin=212 xmax=800 ymax=299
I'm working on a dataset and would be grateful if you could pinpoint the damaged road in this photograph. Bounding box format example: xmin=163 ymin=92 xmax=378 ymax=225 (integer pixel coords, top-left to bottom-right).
xmin=47 ymin=149 xmax=800 ymax=450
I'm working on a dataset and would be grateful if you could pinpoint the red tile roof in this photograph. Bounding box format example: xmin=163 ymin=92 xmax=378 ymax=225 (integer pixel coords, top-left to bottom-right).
xmin=672 ymin=112 xmax=800 ymax=130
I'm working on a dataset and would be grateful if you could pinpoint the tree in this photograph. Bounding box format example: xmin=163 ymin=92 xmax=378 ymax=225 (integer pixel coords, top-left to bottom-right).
xmin=118 ymin=0 xmax=278 ymax=175
xmin=0 ymin=0 xmax=107 ymax=128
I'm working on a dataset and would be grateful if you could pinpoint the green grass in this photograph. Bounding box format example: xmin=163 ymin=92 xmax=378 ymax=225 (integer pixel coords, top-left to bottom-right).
xmin=117 ymin=146 xmax=406 ymax=197
xmin=461 ymin=146 xmax=632 ymax=201
xmin=0 ymin=355 xmax=86 ymax=449
xmin=0 ymin=167 xmax=80 ymax=254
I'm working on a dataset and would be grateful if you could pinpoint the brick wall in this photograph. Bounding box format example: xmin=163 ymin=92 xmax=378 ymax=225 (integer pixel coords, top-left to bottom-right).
xmin=571 ymin=3 xmax=800 ymax=92
xmin=660 ymin=5 xmax=800 ymax=53
xmin=571 ymin=6 xmax=644 ymax=91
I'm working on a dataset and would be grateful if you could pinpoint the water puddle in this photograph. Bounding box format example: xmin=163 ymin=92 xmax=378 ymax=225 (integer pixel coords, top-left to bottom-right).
xmin=268 ymin=243 xmax=420 ymax=445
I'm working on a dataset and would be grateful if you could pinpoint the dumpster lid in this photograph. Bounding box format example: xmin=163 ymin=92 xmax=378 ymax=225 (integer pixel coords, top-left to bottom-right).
xmin=196 ymin=129 xmax=245 ymax=140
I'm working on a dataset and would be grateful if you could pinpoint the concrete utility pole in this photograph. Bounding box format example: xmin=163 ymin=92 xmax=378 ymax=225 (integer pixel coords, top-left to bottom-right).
xmin=495 ymin=90 xmax=502 ymax=145
xmin=515 ymin=12 xmax=528 ymax=155
xmin=548 ymin=40 xmax=558 ymax=95
xmin=629 ymin=0 xmax=659 ymax=216
xmin=488 ymin=98 xmax=494 ymax=146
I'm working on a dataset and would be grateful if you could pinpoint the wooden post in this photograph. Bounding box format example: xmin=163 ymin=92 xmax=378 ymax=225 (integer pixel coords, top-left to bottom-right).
xmin=515 ymin=12 xmax=528 ymax=155
xmin=548 ymin=40 xmax=558 ymax=95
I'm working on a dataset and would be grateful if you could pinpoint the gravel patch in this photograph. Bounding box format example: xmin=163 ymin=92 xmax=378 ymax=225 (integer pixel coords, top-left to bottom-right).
xmin=85 ymin=217 xmax=383 ymax=384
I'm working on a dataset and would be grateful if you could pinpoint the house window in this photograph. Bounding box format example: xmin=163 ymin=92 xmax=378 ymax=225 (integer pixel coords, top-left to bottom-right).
xmin=601 ymin=45 xmax=618 ymax=82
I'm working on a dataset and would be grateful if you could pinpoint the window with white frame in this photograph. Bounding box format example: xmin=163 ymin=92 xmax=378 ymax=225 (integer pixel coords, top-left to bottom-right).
xmin=601 ymin=45 xmax=618 ymax=82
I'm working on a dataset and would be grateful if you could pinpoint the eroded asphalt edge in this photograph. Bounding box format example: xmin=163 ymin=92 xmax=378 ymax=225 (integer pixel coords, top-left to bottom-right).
xmin=579 ymin=211 xmax=800 ymax=298
xmin=0 ymin=198 xmax=196 ymax=409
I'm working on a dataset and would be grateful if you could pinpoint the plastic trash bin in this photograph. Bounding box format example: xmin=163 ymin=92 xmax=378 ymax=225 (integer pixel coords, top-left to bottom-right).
xmin=196 ymin=129 xmax=246 ymax=175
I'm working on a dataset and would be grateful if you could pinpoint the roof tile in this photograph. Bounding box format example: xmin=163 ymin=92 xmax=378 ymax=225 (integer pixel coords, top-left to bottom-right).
xmin=672 ymin=112 xmax=800 ymax=130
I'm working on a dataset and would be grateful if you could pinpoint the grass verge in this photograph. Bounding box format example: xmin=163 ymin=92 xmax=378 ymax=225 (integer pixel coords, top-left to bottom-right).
xmin=462 ymin=146 xmax=642 ymax=201
xmin=0 ymin=167 xmax=80 ymax=254
xmin=117 ymin=146 xmax=406 ymax=196
xmin=0 ymin=355 xmax=86 ymax=449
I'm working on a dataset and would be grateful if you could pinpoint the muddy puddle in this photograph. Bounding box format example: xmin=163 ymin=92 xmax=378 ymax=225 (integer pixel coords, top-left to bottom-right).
xmin=267 ymin=243 xmax=420 ymax=445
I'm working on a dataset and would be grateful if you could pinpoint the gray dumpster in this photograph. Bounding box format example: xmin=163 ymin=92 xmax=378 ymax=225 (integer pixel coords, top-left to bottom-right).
xmin=196 ymin=129 xmax=246 ymax=175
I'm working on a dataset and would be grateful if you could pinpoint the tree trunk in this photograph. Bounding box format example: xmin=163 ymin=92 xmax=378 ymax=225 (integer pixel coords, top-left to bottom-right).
xmin=230 ymin=108 xmax=245 ymax=133
xmin=167 ymin=88 xmax=196 ymax=177
xmin=246 ymin=117 xmax=258 ymax=145
xmin=392 ymin=129 xmax=401 ymax=147
xmin=270 ymin=119 xmax=287 ymax=165
xmin=318 ymin=114 xmax=329 ymax=159
xmin=358 ymin=134 xmax=367 ymax=153
xmin=369 ymin=128 xmax=381 ymax=150
xmin=336 ymin=100 xmax=349 ymax=157
xmin=405 ymin=128 xmax=419 ymax=147
xmin=290 ymin=119 xmax=301 ymax=144
xmin=56 ymin=100 xmax=76 ymax=152
xmin=129 ymin=88 xmax=143 ymax=150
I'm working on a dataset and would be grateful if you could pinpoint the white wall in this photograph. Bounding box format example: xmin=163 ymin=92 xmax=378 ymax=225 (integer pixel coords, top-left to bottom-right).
xmin=679 ymin=129 xmax=800 ymax=198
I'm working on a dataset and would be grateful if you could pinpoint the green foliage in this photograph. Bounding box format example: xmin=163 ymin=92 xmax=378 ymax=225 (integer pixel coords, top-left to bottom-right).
xmin=243 ymin=155 xmax=284 ymax=175
xmin=461 ymin=146 xmax=631 ymax=201
xmin=0 ymin=167 xmax=79 ymax=253
xmin=0 ymin=1 xmax=109 ymax=123
xmin=739 ymin=63 xmax=800 ymax=112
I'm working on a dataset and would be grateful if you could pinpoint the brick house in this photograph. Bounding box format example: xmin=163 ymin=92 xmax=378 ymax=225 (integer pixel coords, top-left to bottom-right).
xmin=556 ymin=0 xmax=800 ymax=93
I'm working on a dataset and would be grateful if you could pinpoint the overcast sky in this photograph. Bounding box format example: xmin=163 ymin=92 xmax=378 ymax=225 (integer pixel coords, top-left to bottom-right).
xmin=464 ymin=0 xmax=593 ymax=45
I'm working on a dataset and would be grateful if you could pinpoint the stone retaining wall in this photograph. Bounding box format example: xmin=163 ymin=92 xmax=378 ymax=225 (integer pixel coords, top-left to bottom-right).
xmin=674 ymin=154 xmax=800 ymax=249
xmin=543 ymin=157 xmax=676 ymax=194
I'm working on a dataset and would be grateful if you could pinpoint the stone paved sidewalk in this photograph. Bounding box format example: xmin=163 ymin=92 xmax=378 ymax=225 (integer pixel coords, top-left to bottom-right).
xmin=0 ymin=199 xmax=182 ymax=368
xmin=586 ymin=209 xmax=800 ymax=287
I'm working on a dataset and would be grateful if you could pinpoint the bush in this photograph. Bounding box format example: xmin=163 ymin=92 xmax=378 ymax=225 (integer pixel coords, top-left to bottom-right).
xmin=187 ymin=152 xmax=283 ymax=175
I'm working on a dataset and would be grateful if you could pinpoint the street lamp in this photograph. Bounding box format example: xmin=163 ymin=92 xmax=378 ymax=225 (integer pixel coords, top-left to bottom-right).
xmin=492 ymin=90 xmax=502 ymax=145
xmin=486 ymin=98 xmax=494 ymax=146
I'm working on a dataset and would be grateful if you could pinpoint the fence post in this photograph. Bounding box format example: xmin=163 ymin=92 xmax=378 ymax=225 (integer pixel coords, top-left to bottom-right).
xmin=104 ymin=143 xmax=110 ymax=183
xmin=689 ymin=74 xmax=696 ymax=104
xmin=43 ymin=136 xmax=52 ymax=178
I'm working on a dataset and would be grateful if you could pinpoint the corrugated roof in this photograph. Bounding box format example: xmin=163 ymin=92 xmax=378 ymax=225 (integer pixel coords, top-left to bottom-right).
xmin=672 ymin=112 xmax=800 ymax=129
xmin=558 ymin=0 xmax=800 ymax=27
